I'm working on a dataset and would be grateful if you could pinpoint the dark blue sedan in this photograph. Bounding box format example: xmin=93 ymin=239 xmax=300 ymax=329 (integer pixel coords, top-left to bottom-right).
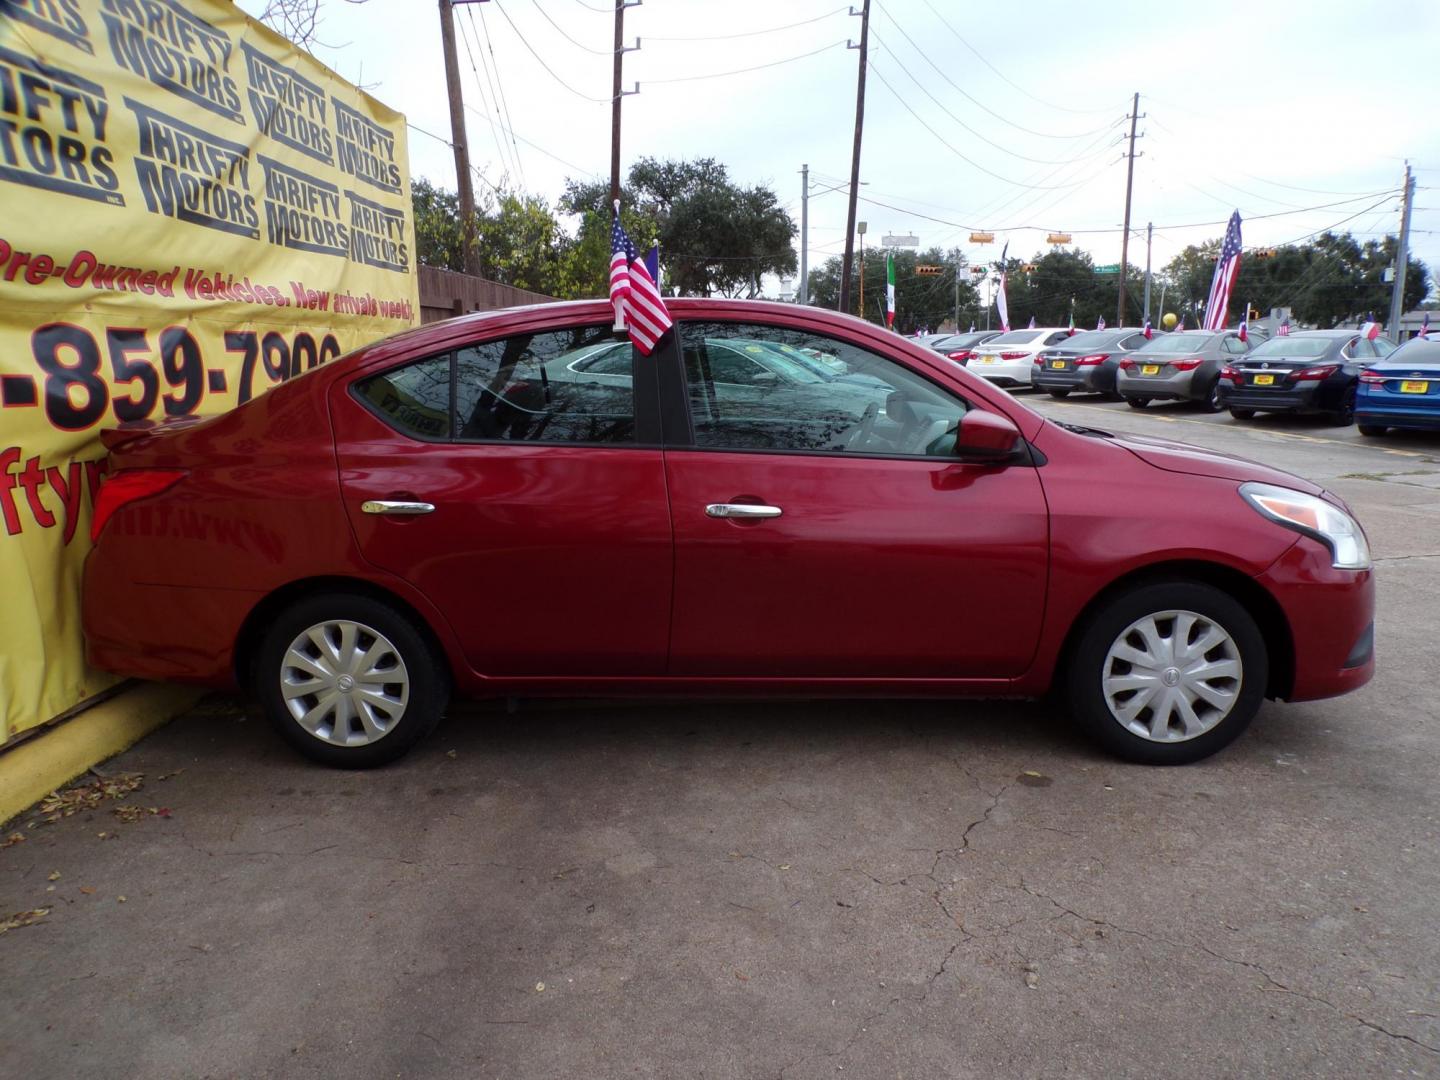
xmin=1356 ymin=337 xmax=1440 ymax=435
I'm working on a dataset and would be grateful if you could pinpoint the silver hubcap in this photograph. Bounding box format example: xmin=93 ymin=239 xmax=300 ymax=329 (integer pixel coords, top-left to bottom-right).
xmin=280 ymin=620 xmax=409 ymax=746
xmin=1101 ymin=609 xmax=1242 ymax=743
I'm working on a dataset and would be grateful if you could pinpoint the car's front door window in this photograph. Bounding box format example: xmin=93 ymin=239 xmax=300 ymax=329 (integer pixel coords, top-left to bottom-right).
xmin=679 ymin=322 xmax=968 ymax=457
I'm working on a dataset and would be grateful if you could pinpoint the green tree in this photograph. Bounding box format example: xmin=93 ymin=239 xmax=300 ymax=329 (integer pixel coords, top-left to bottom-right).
xmin=561 ymin=157 xmax=797 ymax=297
xmin=804 ymin=247 xmax=980 ymax=333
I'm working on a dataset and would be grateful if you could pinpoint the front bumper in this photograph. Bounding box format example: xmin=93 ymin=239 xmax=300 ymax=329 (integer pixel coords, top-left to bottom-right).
xmin=1256 ymin=538 xmax=1375 ymax=702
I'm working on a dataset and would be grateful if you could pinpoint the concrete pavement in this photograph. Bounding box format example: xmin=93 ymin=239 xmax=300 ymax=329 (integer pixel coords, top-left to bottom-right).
xmin=3 ymin=394 xmax=1438 ymax=1079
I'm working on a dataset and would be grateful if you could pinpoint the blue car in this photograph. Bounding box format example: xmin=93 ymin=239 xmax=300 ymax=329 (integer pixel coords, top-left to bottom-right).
xmin=1356 ymin=337 xmax=1440 ymax=436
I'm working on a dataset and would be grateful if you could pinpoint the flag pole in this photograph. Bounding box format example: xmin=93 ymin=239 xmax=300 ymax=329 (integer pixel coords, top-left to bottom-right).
xmin=612 ymin=198 xmax=627 ymax=332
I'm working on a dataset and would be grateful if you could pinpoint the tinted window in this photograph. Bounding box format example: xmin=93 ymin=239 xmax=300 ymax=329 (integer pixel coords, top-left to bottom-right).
xmin=681 ymin=322 xmax=968 ymax=457
xmin=455 ymin=327 xmax=636 ymax=444
xmin=356 ymin=354 xmax=452 ymax=440
xmin=984 ymin=330 xmax=1043 ymax=346
xmin=1137 ymin=332 xmax=1215 ymax=353
xmin=1249 ymin=337 xmax=1332 ymax=358
xmin=1223 ymin=336 xmax=1249 ymax=354
xmin=1044 ymin=331 xmax=1072 ymax=345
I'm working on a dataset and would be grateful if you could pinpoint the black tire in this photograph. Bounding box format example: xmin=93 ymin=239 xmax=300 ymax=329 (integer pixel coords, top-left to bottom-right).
xmin=1125 ymin=397 xmax=1150 ymax=409
xmin=1357 ymin=424 xmax=1387 ymax=437
xmin=1228 ymin=407 xmax=1256 ymax=421
xmin=255 ymin=592 xmax=450 ymax=768
xmin=1066 ymin=581 xmax=1268 ymax=765
xmin=1329 ymin=387 xmax=1357 ymax=426
xmin=1048 ymin=388 xmax=1072 ymax=399
xmin=1200 ymin=380 xmax=1224 ymax=413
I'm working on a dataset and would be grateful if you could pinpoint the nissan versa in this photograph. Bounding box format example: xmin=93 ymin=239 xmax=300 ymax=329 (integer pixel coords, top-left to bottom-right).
xmin=82 ymin=300 xmax=1375 ymax=768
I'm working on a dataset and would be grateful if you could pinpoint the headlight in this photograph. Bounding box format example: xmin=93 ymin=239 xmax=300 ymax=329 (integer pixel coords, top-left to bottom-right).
xmin=1239 ymin=482 xmax=1371 ymax=570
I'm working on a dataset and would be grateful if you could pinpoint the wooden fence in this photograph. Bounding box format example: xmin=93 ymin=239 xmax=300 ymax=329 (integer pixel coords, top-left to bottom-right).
xmin=418 ymin=265 xmax=559 ymax=324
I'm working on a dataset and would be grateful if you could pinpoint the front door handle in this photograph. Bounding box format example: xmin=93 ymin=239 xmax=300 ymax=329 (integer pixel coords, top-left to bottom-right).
xmin=705 ymin=503 xmax=782 ymax=520
xmin=361 ymin=500 xmax=435 ymax=515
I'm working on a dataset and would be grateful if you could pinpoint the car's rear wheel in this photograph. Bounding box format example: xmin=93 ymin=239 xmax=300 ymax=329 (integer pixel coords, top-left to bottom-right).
xmin=1329 ymin=387 xmax=1357 ymax=426
xmin=1125 ymin=397 xmax=1150 ymax=409
xmin=1067 ymin=582 xmax=1267 ymax=765
xmin=1357 ymin=423 xmax=1387 ymax=437
xmin=255 ymin=593 xmax=449 ymax=768
xmin=1228 ymin=407 xmax=1256 ymax=420
xmin=1201 ymin=380 xmax=1224 ymax=412
xmin=1048 ymin=388 xmax=1071 ymax=399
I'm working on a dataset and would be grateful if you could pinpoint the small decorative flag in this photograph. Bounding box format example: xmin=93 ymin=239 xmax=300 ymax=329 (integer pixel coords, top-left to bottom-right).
xmin=995 ymin=243 xmax=1010 ymax=332
xmin=1143 ymin=317 xmax=1153 ymax=339
xmin=1360 ymin=318 xmax=1381 ymax=341
xmin=1279 ymin=316 xmax=1291 ymax=336
xmin=1238 ymin=304 xmax=1249 ymax=343
xmin=968 ymin=322 xmax=976 ymax=333
xmin=1174 ymin=312 xmax=1183 ymax=330
xmin=643 ymin=243 xmax=660 ymax=286
xmin=885 ymin=251 xmax=896 ymax=328
xmin=610 ymin=203 xmax=672 ymax=355
xmin=1422 ymin=312 xmax=1432 ymax=337
xmin=1096 ymin=315 xmax=1106 ymax=330
xmin=1027 ymin=315 xmax=1036 ymax=330
xmin=1203 ymin=210 xmax=1243 ymax=331
xmin=1067 ymin=298 xmax=1075 ymax=336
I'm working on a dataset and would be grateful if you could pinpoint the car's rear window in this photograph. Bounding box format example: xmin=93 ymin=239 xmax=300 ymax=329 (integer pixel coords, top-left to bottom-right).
xmin=984 ymin=330 xmax=1042 ymax=345
xmin=1136 ymin=332 xmax=1217 ymax=353
xmin=1248 ymin=338 xmax=1333 ymax=358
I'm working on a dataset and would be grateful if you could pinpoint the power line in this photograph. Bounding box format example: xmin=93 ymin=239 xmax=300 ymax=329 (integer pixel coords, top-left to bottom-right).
xmin=645 ymin=6 xmax=849 ymax=41
xmin=464 ymin=102 xmax=602 ymax=181
xmin=455 ymin=9 xmax=516 ymax=182
xmin=491 ymin=0 xmax=612 ymax=102
xmin=641 ymin=41 xmax=848 ymax=85
xmin=874 ymin=1 xmax=1119 ymax=140
xmin=532 ymin=0 xmax=615 ymax=54
xmin=475 ymin=4 xmax=529 ymax=186
xmin=866 ymin=60 xmax=1100 ymax=192
xmin=869 ymin=31 xmax=1124 ymax=166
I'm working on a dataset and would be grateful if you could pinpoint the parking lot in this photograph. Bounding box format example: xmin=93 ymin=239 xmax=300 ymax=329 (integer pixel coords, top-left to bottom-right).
xmin=3 ymin=390 xmax=1438 ymax=1080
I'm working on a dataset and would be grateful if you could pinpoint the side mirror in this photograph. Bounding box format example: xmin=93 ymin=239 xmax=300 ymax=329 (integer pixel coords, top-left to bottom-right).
xmin=955 ymin=410 xmax=1023 ymax=462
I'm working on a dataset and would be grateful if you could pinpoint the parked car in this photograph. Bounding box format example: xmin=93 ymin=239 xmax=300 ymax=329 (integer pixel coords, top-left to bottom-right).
xmin=1031 ymin=327 xmax=1158 ymax=399
xmin=967 ymin=328 xmax=1075 ymax=387
xmin=926 ymin=330 xmax=1003 ymax=365
xmin=83 ymin=299 xmax=1374 ymax=769
xmin=1355 ymin=336 xmax=1440 ymax=435
xmin=1117 ymin=329 xmax=1255 ymax=411
xmin=1217 ymin=330 xmax=1395 ymax=425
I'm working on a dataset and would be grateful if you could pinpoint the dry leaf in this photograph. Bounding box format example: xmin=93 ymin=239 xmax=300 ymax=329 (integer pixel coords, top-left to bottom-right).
xmin=1 ymin=832 xmax=25 ymax=849
xmin=38 ymin=773 xmax=144 ymax=821
xmin=47 ymin=871 xmax=61 ymax=881
xmin=117 ymin=896 xmax=127 ymax=903
xmin=534 ymin=982 xmax=545 ymax=993
xmin=79 ymin=886 xmax=96 ymax=895
xmin=0 ymin=908 xmax=50 ymax=934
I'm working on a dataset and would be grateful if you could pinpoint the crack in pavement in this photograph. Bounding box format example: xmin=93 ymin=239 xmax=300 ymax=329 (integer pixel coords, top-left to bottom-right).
xmin=1012 ymin=878 xmax=1440 ymax=1056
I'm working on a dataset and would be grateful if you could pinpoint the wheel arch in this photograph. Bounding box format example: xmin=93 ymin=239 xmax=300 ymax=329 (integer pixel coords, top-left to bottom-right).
xmin=1054 ymin=559 xmax=1295 ymax=700
xmin=233 ymin=575 xmax=455 ymax=691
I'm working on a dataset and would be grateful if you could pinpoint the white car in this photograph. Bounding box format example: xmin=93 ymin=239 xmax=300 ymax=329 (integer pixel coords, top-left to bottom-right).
xmin=967 ymin=327 xmax=1076 ymax=387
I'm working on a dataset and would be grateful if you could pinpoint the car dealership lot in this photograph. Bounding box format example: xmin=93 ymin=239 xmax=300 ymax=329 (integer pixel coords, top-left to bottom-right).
xmin=3 ymin=394 xmax=1439 ymax=1079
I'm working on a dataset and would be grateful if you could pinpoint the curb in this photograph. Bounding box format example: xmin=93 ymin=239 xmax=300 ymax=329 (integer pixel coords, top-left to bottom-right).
xmin=0 ymin=683 xmax=206 ymax=826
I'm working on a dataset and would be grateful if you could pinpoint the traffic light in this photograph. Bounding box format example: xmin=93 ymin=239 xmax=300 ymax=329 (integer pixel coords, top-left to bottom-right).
xmin=916 ymin=265 xmax=944 ymax=276
xmin=1249 ymin=307 xmax=1261 ymax=320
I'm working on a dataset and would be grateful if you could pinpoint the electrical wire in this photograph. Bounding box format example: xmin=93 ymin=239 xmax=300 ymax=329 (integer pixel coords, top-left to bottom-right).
xmin=569 ymin=0 xmax=611 ymax=12
xmin=645 ymin=6 xmax=850 ymax=41
xmin=476 ymin=4 xmax=531 ymax=185
xmin=464 ymin=102 xmax=603 ymax=181
xmin=869 ymin=31 xmax=1124 ymax=166
xmin=532 ymin=0 xmax=616 ymax=54
xmin=455 ymin=10 xmax=517 ymax=182
xmin=640 ymin=41 xmax=848 ymax=84
xmin=874 ymin=1 xmax=1121 ymax=140
xmin=491 ymin=0 xmax=613 ymax=101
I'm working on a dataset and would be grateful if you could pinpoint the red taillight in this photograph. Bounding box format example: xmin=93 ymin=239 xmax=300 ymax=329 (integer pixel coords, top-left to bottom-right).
xmin=999 ymin=351 xmax=1028 ymax=360
xmin=1171 ymin=358 xmax=1204 ymax=371
xmin=90 ymin=469 xmax=186 ymax=543
xmin=1359 ymin=373 xmax=1387 ymax=385
xmin=947 ymin=350 xmax=973 ymax=362
xmin=1220 ymin=366 xmax=1241 ymax=382
xmin=1295 ymin=364 xmax=1339 ymax=381
xmin=1075 ymin=353 xmax=1109 ymax=367
xmin=1118 ymin=358 xmax=1136 ymax=370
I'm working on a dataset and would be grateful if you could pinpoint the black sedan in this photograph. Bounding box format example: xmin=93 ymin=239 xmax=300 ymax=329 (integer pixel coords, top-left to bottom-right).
xmin=926 ymin=330 xmax=1003 ymax=366
xmin=1031 ymin=327 xmax=1157 ymax=398
xmin=1217 ymin=330 xmax=1396 ymax=425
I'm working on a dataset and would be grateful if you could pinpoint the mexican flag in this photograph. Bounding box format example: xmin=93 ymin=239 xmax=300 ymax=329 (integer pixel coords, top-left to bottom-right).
xmin=885 ymin=251 xmax=896 ymax=328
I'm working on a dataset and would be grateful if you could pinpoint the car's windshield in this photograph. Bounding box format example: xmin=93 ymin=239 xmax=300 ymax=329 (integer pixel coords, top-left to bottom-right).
xmin=1247 ymin=337 xmax=1333 ymax=358
xmin=984 ymin=330 xmax=1042 ymax=345
xmin=1136 ymin=332 xmax=1216 ymax=353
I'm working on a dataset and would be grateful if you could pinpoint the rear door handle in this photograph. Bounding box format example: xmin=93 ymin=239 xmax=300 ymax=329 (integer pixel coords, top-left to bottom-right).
xmin=361 ymin=500 xmax=435 ymax=515
xmin=705 ymin=503 xmax=782 ymax=520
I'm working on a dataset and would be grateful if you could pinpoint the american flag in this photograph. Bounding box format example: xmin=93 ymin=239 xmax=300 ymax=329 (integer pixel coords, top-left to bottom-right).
xmin=1238 ymin=303 xmax=1249 ymax=343
xmin=1096 ymin=315 xmax=1106 ymax=330
xmin=1203 ymin=211 xmax=1243 ymax=331
xmin=1143 ymin=317 xmax=1153 ymax=339
xmin=1279 ymin=316 xmax=1291 ymax=336
xmin=610 ymin=208 xmax=672 ymax=355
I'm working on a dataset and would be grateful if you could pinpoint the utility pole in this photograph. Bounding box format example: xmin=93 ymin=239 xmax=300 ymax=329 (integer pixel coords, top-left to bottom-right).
xmin=1142 ymin=221 xmax=1153 ymax=323
xmin=1117 ymin=91 xmax=1141 ymax=326
xmin=438 ymin=0 xmax=480 ymax=276
xmin=1387 ymin=163 xmax=1415 ymax=338
xmin=953 ymin=254 xmax=960 ymax=330
xmin=838 ymin=0 xmax=870 ymax=314
xmin=610 ymin=0 xmax=625 ymax=205
xmin=799 ymin=164 xmax=809 ymax=305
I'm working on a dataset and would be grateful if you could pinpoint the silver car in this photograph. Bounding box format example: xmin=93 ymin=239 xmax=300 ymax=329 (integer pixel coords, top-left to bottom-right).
xmin=1116 ymin=329 xmax=1255 ymax=411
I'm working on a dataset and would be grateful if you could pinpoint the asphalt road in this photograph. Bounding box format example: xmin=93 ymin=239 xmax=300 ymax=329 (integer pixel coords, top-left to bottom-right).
xmin=3 ymin=390 xmax=1439 ymax=1079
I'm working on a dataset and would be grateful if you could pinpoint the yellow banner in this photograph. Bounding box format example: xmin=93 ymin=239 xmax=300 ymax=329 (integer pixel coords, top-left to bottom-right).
xmin=0 ymin=0 xmax=418 ymax=740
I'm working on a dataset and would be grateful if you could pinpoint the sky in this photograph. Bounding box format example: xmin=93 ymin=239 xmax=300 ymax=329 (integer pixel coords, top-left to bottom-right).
xmin=240 ymin=0 xmax=1440 ymax=309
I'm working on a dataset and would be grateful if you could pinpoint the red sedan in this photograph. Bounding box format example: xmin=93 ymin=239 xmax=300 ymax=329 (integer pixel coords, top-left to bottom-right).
xmin=83 ymin=299 xmax=1374 ymax=767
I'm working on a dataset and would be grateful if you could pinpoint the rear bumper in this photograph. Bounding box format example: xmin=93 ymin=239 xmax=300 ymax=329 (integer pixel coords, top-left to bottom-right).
xmin=1032 ymin=366 xmax=1111 ymax=392
xmin=1219 ymin=383 xmax=1323 ymax=412
xmin=1256 ymin=539 xmax=1375 ymax=702
xmin=1116 ymin=371 xmax=1201 ymax=401
xmin=971 ymin=359 xmax=1033 ymax=386
xmin=1355 ymin=402 xmax=1440 ymax=430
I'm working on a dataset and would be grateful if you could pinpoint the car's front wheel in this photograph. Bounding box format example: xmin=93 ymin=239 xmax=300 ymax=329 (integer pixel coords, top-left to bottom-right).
xmin=255 ymin=593 xmax=449 ymax=768
xmin=1125 ymin=397 xmax=1150 ymax=409
xmin=1228 ymin=407 xmax=1256 ymax=420
xmin=1066 ymin=582 xmax=1267 ymax=765
xmin=1357 ymin=423 xmax=1387 ymax=437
